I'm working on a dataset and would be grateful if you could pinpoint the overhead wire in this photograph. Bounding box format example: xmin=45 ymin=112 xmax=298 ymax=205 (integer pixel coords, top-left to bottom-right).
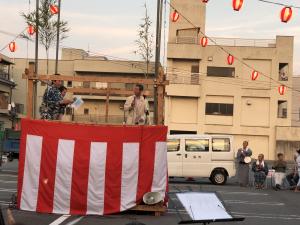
xmin=257 ymin=0 xmax=300 ymax=9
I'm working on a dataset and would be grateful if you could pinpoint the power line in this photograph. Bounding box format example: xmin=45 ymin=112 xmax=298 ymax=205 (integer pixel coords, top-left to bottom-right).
xmin=257 ymin=0 xmax=300 ymax=9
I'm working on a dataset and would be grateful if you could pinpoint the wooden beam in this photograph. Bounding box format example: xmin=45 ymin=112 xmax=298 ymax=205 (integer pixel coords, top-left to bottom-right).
xmin=68 ymin=87 xmax=154 ymax=97
xmin=105 ymin=84 xmax=111 ymax=123
xmin=26 ymin=63 xmax=35 ymax=119
xmin=23 ymin=74 xmax=169 ymax=85
xmin=157 ymin=69 xmax=165 ymax=125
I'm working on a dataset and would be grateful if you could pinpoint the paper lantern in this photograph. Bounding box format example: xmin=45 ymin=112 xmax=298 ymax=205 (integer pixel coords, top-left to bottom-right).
xmin=281 ymin=7 xmax=292 ymax=23
xmin=8 ymin=42 xmax=16 ymax=52
xmin=232 ymin=0 xmax=244 ymax=11
xmin=50 ymin=4 xmax=59 ymax=15
xmin=171 ymin=10 xmax=180 ymax=22
xmin=278 ymin=85 xmax=286 ymax=95
xmin=27 ymin=25 xmax=35 ymax=35
xmin=227 ymin=54 xmax=234 ymax=65
xmin=200 ymin=37 xmax=208 ymax=47
xmin=251 ymin=71 xmax=259 ymax=81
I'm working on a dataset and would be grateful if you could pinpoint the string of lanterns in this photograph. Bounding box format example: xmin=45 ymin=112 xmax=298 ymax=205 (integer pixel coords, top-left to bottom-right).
xmin=170 ymin=0 xmax=294 ymax=95
xmin=6 ymin=4 xmax=59 ymax=54
xmin=201 ymin=0 xmax=296 ymax=23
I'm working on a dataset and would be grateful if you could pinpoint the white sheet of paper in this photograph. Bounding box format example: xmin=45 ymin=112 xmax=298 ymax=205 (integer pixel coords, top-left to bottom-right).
xmin=71 ymin=97 xmax=84 ymax=110
xmin=177 ymin=192 xmax=232 ymax=221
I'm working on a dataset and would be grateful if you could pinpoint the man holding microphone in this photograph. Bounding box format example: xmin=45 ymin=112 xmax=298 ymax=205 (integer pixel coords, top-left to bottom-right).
xmin=124 ymin=84 xmax=149 ymax=125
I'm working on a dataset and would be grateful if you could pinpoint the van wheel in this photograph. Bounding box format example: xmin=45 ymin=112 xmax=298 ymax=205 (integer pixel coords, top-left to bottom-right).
xmin=211 ymin=170 xmax=227 ymax=185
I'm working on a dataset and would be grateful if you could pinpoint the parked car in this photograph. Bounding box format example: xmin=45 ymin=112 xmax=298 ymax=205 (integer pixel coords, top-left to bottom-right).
xmin=167 ymin=134 xmax=236 ymax=185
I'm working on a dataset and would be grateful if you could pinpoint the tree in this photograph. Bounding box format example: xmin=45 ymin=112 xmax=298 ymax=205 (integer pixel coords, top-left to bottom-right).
xmin=134 ymin=3 xmax=154 ymax=78
xmin=21 ymin=0 xmax=70 ymax=74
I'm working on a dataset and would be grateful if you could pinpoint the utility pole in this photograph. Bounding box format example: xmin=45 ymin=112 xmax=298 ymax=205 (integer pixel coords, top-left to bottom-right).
xmin=33 ymin=0 xmax=39 ymax=118
xmin=154 ymin=0 xmax=163 ymax=125
xmin=55 ymin=0 xmax=61 ymax=74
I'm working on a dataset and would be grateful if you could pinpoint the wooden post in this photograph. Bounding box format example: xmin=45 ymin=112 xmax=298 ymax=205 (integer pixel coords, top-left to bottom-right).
xmin=157 ymin=69 xmax=165 ymax=125
xmin=26 ymin=62 xmax=35 ymax=119
xmin=105 ymin=84 xmax=111 ymax=123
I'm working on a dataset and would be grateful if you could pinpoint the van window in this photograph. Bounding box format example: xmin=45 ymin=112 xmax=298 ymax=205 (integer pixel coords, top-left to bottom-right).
xmin=167 ymin=139 xmax=180 ymax=152
xmin=185 ymin=139 xmax=209 ymax=152
xmin=212 ymin=138 xmax=230 ymax=152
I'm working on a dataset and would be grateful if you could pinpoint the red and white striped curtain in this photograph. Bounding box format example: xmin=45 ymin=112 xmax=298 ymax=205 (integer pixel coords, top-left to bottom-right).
xmin=17 ymin=119 xmax=168 ymax=215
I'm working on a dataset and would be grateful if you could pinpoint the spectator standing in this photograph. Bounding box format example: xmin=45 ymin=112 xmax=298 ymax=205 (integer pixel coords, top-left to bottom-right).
xmin=236 ymin=141 xmax=253 ymax=187
xmin=273 ymin=153 xmax=287 ymax=190
xmin=252 ymin=154 xmax=269 ymax=189
xmin=295 ymin=150 xmax=300 ymax=193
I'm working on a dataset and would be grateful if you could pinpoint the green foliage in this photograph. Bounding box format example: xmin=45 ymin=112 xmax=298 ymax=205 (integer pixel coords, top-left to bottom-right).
xmin=21 ymin=0 xmax=70 ymax=73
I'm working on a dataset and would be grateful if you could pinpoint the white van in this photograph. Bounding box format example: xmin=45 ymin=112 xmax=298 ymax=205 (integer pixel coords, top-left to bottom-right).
xmin=167 ymin=135 xmax=236 ymax=185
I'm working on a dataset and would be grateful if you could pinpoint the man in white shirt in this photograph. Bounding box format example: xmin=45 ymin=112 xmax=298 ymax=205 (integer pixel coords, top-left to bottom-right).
xmin=124 ymin=84 xmax=149 ymax=125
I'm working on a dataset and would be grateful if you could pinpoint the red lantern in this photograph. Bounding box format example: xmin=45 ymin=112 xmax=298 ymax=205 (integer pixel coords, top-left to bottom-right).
xmin=50 ymin=4 xmax=59 ymax=14
xmin=202 ymin=0 xmax=209 ymax=3
xmin=278 ymin=85 xmax=286 ymax=95
xmin=251 ymin=71 xmax=259 ymax=81
xmin=232 ymin=0 xmax=244 ymax=11
xmin=171 ymin=10 xmax=180 ymax=22
xmin=227 ymin=54 xmax=234 ymax=65
xmin=200 ymin=37 xmax=208 ymax=47
xmin=281 ymin=7 xmax=292 ymax=23
xmin=27 ymin=25 xmax=35 ymax=35
xmin=8 ymin=42 xmax=16 ymax=52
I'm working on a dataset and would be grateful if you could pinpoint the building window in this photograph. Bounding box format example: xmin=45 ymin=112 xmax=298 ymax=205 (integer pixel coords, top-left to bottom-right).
xmin=207 ymin=67 xmax=235 ymax=78
xmin=125 ymin=83 xmax=134 ymax=90
xmin=278 ymin=101 xmax=287 ymax=118
xmin=15 ymin=103 xmax=24 ymax=114
xmin=205 ymin=103 xmax=234 ymax=116
xmin=176 ymin=28 xmax=199 ymax=44
xmin=0 ymin=92 xmax=9 ymax=109
xmin=83 ymin=81 xmax=90 ymax=88
xmin=84 ymin=108 xmax=89 ymax=115
xmin=279 ymin=63 xmax=288 ymax=81
xmin=191 ymin=65 xmax=199 ymax=84
xmin=0 ymin=121 xmax=4 ymax=131
xmin=212 ymin=138 xmax=230 ymax=152
xmin=185 ymin=139 xmax=209 ymax=152
xmin=66 ymin=107 xmax=73 ymax=115
xmin=67 ymin=81 xmax=72 ymax=87
xmin=167 ymin=139 xmax=180 ymax=152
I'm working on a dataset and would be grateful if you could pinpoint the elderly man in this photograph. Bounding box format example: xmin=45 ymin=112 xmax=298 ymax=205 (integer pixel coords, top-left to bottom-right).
xmin=236 ymin=141 xmax=253 ymax=187
xmin=252 ymin=154 xmax=269 ymax=189
xmin=124 ymin=84 xmax=149 ymax=125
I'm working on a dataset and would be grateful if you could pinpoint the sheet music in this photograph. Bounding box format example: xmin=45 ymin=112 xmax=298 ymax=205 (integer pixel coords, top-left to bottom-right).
xmin=177 ymin=192 xmax=232 ymax=221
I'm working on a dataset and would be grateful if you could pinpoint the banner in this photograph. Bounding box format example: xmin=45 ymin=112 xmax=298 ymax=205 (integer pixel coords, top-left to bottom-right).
xmin=17 ymin=119 xmax=168 ymax=215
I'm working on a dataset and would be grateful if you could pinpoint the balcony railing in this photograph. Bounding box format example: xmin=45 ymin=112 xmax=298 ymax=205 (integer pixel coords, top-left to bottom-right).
xmin=175 ymin=36 xmax=276 ymax=48
xmin=73 ymin=114 xmax=154 ymax=125
xmin=0 ymin=73 xmax=10 ymax=81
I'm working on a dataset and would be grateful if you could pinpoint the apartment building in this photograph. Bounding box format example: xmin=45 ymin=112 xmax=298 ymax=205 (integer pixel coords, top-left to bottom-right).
xmin=0 ymin=53 xmax=17 ymax=130
xmin=165 ymin=0 xmax=296 ymax=160
xmin=12 ymin=48 xmax=155 ymax=124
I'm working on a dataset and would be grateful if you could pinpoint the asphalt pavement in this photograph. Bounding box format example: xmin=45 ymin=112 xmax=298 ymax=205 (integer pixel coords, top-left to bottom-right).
xmin=1 ymin=161 xmax=300 ymax=225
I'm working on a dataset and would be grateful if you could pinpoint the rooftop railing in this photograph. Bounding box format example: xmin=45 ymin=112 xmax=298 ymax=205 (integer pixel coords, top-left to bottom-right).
xmin=175 ymin=36 xmax=276 ymax=48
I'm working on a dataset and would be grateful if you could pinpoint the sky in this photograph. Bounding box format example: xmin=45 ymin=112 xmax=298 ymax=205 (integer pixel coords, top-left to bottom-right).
xmin=0 ymin=0 xmax=300 ymax=74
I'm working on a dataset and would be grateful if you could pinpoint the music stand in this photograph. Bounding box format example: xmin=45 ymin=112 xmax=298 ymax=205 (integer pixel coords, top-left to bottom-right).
xmin=175 ymin=192 xmax=245 ymax=225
